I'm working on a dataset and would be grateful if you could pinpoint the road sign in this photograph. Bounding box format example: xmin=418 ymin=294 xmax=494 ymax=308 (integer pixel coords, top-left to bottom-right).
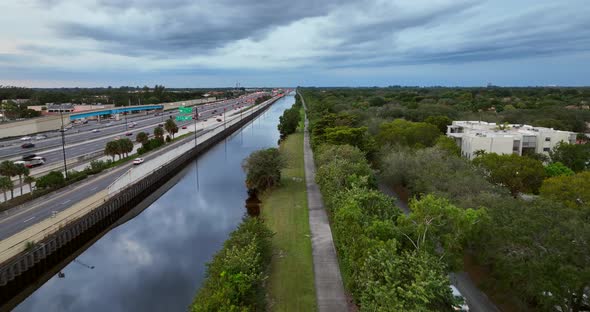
xmin=178 ymin=107 xmax=192 ymax=114
xmin=175 ymin=115 xmax=192 ymax=121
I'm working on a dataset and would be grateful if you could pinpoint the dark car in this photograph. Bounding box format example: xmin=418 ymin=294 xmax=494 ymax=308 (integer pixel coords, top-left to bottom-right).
xmin=182 ymin=125 xmax=187 ymax=129
xmin=158 ymin=124 xmax=163 ymax=127
xmin=216 ymin=118 xmax=222 ymax=122
xmin=125 ymin=132 xmax=133 ymax=136
xmin=21 ymin=142 xmax=35 ymax=148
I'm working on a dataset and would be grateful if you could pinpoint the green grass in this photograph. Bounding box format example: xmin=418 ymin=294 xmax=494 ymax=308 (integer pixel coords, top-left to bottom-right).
xmin=261 ymin=126 xmax=317 ymax=311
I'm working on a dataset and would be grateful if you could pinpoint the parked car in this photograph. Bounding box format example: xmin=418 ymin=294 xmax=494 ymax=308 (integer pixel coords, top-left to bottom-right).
xmin=20 ymin=136 xmax=32 ymax=141
xmin=133 ymin=158 xmax=144 ymax=165
xmin=92 ymin=129 xmax=100 ymax=133
xmin=182 ymin=125 xmax=187 ymax=129
xmin=450 ymin=285 xmax=469 ymax=311
xmin=21 ymin=142 xmax=35 ymax=148
xmin=125 ymin=132 xmax=133 ymax=136
xmin=34 ymin=134 xmax=47 ymax=140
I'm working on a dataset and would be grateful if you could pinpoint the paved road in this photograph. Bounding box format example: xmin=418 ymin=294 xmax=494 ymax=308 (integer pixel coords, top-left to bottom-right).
xmin=0 ymin=94 xmax=272 ymax=240
xmin=0 ymin=93 xmax=266 ymax=166
xmin=301 ymin=92 xmax=348 ymax=312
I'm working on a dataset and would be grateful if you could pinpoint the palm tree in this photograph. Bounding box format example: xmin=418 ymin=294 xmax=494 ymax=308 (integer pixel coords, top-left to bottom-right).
xmin=164 ymin=119 xmax=178 ymax=139
xmin=14 ymin=164 xmax=29 ymax=196
xmin=136 ymin=132 xmax=149 ymax=145
xmin=118 ymin=138 xmax=134 ymax=158
xmin=0 ymin=160 xmax=17 ymax=198
xmin=24 ymin=175 xmax=35 ymax=196
xmin=0 ymin=176 xmax=13 ymax=201
xmin=105 ymin=141 xmax=119 ymax=161
xmin=154 ymin=126 xmax=164 ymax=140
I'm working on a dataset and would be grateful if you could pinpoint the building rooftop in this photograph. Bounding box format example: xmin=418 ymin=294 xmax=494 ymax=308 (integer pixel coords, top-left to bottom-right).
xmin=448 ymin=121 xmax=574 ymax=138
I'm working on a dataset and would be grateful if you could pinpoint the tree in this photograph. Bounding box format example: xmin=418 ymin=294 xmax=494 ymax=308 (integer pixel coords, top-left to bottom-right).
xmin=359 ymin=242 xmax=455 ymax=312
xmin=398 ymin=195 xmax=488 ymax=269
xmin=376 ymin=119 xmax=441 ymax=148
xmin=14 ymin=164 xmax=29 ymax=196
xmin=154 ymin=126 xmax=164 ymax=140
xmin=242 ymin=148 xmax=285 ymax=192
xmin=136 ymin=132 xmax=149 ymax=145
xmin=164 ymin=119 xmax=178 ymax=139
xmin=539 ymin=171 xmax=590 ymax=209
xmin=24 ymin=175 xmax=35 ymax=196
xmin=277 ymin=106 xmax=300 ymax=139
xmin=424 ymin=115 xmax=452 ymax=134
xmin=0 ymin=176 xmax=13 ymax=201
xmin=549 ymin=142 xmax=590 ymax=172
xmin=118 ymin=138 xmax=134 ymax=158
xmin=324 ymin=126 xmax=375 ymax=156
xmin=435 ymin=136 xmax=461 ymax=157
xmin=104 ymin=141 xmax=119 ymax=161
xmin=473 ymin=153 xmax=546 ymax=196
xmin=35 ymin=171 xmax=65 ymax=189
xmin=0 ymin=160 xmax=17 ymax=198
xmin=545 ymin=161 xmax=574 ymax=177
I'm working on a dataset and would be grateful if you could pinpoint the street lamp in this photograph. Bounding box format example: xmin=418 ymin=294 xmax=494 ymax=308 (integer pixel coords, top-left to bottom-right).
xmin=59 ymin=109 xmax=68 ymax=179
xmin=193 ymin=106 xmax=198 ymax=147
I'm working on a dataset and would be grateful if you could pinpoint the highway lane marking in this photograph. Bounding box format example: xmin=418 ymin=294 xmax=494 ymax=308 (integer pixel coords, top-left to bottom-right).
xmin=23 ymin=216 xmax=35 ymax=223
xmin=90 ymin=186 xmax=98 ymax=191
xmin=62 ymin=199 xmax=72 ymax=205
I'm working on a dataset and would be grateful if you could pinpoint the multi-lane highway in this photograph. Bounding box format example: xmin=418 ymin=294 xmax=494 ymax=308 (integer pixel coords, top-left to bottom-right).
xmin=0 ymin=92 xmax=278 ymax=240
xmin=0 ymin=92 xmax=267 ymax=168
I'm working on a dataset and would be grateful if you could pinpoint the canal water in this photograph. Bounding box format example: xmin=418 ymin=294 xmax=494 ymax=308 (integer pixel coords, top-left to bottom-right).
xmin=15 ymin=94 xmax=295 ymax=312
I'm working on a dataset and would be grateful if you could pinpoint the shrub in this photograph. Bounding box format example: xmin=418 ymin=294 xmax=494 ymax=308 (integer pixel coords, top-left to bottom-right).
xmin=191 ymin=217 xmax=273 ymax=311
xmin=35 ymin=171 xmax=65 ymax=189
xmin=242 ymin=148 xmax=285 ymax=192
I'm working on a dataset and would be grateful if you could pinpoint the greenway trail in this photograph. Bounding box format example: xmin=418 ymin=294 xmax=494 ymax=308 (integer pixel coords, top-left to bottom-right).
xmin=14 ymin=94 xmax=296 ymax=312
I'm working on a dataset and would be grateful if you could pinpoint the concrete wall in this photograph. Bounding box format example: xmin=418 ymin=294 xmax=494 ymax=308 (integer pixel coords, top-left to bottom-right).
xmin=0 ymin=95 xmax=282 ymax=299
xmin=0 ymin=114 xmax=70 ymax=139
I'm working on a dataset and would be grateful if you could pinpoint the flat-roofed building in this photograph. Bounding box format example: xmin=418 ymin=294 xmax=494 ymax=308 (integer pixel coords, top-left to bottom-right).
xmin=447 ymin=121 xmax=576 ymax=159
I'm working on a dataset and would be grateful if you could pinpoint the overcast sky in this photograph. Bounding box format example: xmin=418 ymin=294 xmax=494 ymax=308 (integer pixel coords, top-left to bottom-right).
xmin=0 ymin=0 xmax=588 ymax=87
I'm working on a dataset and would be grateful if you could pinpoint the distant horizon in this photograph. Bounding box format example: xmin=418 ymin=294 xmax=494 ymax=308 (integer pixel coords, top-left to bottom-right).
xmin=3 ymin=84 xmax=590 ymax=89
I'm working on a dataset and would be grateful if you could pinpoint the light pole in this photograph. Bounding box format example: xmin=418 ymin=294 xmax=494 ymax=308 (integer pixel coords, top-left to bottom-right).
xmin=223 ymin=107 xmax=226 ymax=130
xmin=59 ymin=110 xmax=68 ymax=179
xmin=193 ymin=106 xmax=198 ymax=147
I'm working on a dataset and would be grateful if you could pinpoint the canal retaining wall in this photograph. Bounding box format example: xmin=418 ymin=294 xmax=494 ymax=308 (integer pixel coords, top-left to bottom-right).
xmin=0 ymin=95 xmax=284 ymax=309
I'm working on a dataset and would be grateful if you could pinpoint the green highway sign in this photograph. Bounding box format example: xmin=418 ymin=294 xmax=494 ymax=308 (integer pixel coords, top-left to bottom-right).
xmin=178 ymin=107 xmax=192 ymax=114
xmin=175 ymin=115 xmax=192 ymax=121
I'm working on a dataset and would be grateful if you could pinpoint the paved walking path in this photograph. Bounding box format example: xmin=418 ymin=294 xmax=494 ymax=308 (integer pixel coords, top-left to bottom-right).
xmin=301 ymin=92 xmax=348 ymax=312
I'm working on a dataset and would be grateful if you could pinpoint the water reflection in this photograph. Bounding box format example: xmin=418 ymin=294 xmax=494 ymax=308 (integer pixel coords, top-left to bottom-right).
xmin=15 ymin=94 xmax=295 ymax=312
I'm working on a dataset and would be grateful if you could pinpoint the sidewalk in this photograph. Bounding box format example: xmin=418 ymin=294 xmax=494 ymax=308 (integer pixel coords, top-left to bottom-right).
xmin=301 ymin=93 xmax=348 ymax=312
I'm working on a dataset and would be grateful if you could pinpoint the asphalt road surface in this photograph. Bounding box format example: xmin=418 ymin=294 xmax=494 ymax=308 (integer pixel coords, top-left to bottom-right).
xmin=0 ymin=97 xmax=259 ymax=241
xmin=0 ymin=93 xmax=265 ymax=166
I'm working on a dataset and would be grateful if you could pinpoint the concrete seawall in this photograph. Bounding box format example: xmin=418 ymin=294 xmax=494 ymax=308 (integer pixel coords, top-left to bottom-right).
xmin=0 ymin=96 xmax=282 ymax=309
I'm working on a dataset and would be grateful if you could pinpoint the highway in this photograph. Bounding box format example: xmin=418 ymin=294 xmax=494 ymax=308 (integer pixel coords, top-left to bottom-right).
xmin=0 ymin=93 xmax=273 ymax=241
xmin=0 ymin=93 xmax=267 ymax=167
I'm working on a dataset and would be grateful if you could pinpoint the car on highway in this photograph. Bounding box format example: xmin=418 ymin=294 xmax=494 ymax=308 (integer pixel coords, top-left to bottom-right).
xmin=20 ymin=136 xmax=32 ymax=141
xmin=125 ymin=132 xmax=133 ymax=136
xmin=133 ymin=158 xmax=144 ymax=165
xmin=14 ymin=156 xmax=45 ymax=168
xmin=129 ymin=122 xmax=137 ymax=128
xmin=450 ymin=285 xmax=469 ymax=311
xmin=58 ymin=128 xmax=68 ymax=132
xmin=92 ymin=129 xmax=100 ymax=133
xmin=34 ymin=134 xmax=47 ymax=140
xmin=216 ymin=118 xmax=222 ymax=122
xmin=21 ymin=142 xmax=35 ymax=148
xmin=158 ymin=124 xmax=163 ymax=127
xmin=182 ymin=125 xmax=187 ymax=129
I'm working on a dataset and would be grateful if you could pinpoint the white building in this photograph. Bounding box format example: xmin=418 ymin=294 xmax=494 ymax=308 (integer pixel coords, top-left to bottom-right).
xmin=447 ymin=121 xmax=576 ymax=159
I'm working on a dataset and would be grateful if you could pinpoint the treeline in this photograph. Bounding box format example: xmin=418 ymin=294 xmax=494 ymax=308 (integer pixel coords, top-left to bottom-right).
xmin=301 ymin=88 xmax=589 ymax=311
xmin=303 ymin=87 xmax=590 ymax=133
xmin=0 ymin=85 xmax=239 ymax=107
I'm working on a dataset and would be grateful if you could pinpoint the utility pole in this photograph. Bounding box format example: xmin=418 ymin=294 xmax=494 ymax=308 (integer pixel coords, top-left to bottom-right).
xmin=59 ymin=110 xmax=68 ymax=179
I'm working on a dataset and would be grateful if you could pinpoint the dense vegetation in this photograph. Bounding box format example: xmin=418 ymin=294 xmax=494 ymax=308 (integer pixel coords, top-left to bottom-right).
xmin=301 ymin=88 xmax=589 ymax=311
xmin=191 ymin=217 xmax=273 ymax=311
xmin=277 ymin=95 xmax=302 ymax=140
xmin=242 ymin=148 xmax=285 ymax=193
xmin=0 ymin=85 xmax=244 ymax=107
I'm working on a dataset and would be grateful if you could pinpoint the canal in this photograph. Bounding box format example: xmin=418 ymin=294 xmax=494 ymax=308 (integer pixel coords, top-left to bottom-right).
xmin=14 ymin=94 xmax=295 ymax=311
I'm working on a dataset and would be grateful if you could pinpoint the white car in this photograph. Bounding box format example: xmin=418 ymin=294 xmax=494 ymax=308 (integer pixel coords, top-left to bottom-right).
xmin=451 ymin=285 xmax=469 ymax=311
xmin=34 ymin=135 xmax=47 ymax=140
xmin=92 ymin=129 xmax=100 ymax=133
xmin=20 ymin=136 xmax=32 ymax=141
xmin=133 ymin=158 xmax=144 ymax=165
